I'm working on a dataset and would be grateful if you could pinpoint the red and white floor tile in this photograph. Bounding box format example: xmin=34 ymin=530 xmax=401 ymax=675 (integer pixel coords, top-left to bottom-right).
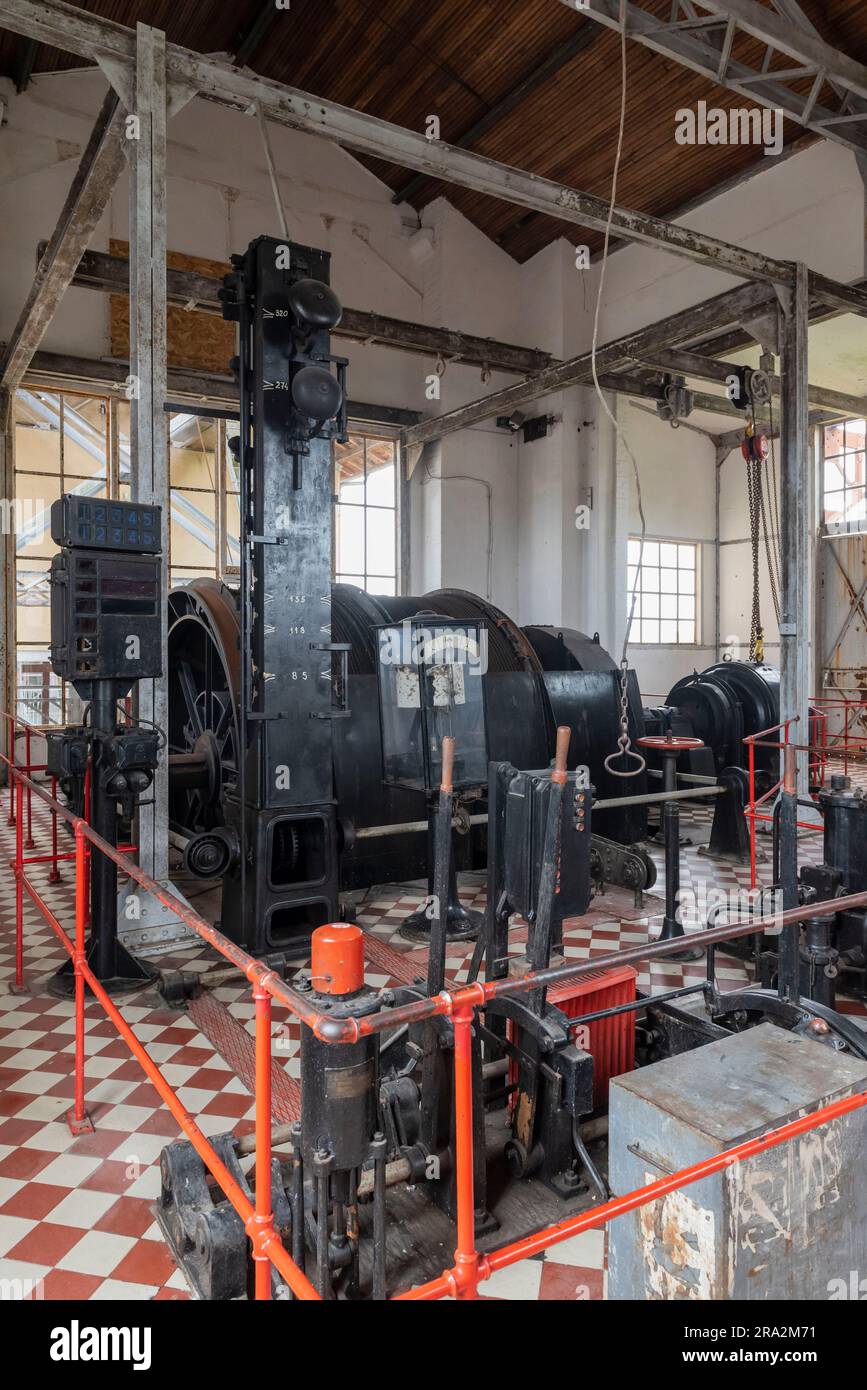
xmin=1 ymin=782 xmax=864 ymax=1301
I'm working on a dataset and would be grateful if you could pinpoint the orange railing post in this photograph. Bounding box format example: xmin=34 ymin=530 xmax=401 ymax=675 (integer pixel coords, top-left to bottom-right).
xmin=23 ymin=725 xmax=33 ymax=849
xmin=252 ymin=982 xmax=273 ymax=1301
xmin=747 ymin=736 xmax=757 ymax=890
xmin=451 ymin=1003 xmax=481 ymax=1300
xmin=49 ymin=776 xmax=61 ymax=883
xmin=68 ymin=821 xmax=94 ymax=1135
xmin=6 ymin=715 xmax=15 ymax=827
xmin=13 ymin=773 xmax=24 ymax=992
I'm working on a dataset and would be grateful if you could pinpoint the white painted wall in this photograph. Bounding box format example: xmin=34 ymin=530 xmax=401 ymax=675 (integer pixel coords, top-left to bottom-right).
xmin=2 ymin=70 xmax=865 ymax=706
xmin=0 ymin=72 xmax=523 ymax=611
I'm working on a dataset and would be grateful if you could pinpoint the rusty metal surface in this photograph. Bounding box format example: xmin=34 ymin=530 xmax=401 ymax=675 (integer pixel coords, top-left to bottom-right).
xmin=608 ymin=1025 xmax=867 ymax=1299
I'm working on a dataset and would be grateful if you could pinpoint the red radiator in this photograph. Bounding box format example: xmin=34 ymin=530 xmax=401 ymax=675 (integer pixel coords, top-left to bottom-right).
xmin=549 ymin=963 xmax=638 ymax=1107
xmin=507 ymin=962 xmax=637 ymax=1111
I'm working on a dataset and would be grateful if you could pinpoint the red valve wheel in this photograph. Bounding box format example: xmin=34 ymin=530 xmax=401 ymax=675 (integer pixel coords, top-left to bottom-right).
xmin=636 ymin=734 xmax=705 ymax=752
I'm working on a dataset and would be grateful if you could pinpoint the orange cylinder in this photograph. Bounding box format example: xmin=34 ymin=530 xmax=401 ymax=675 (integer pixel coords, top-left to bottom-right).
xmin=311 ymin=923 xmax=364 ymax=996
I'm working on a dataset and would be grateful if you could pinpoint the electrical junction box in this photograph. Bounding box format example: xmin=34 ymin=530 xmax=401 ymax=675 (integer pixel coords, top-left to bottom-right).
xmin=608 ymin=1024 xmax=867 ymax=1300
xmin=49 ymin=548 xmax=162 ymax=691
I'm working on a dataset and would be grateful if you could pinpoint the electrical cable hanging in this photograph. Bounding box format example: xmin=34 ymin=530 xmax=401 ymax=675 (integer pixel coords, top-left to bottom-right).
xmin=591 ymin=22 xmax=646 ymax=778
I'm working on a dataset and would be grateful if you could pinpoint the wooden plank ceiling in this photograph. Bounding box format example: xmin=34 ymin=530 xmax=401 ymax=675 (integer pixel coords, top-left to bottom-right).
xmin=3 ymin=0 xmax=867 ymax=263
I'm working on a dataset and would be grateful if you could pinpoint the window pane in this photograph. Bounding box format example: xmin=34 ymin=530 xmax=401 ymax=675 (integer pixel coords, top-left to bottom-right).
xmin=368 ymin=575 xmax=396 ymax=596
xmin=629 ymin=536 xmax=697 ymax=645
xmin=15 ymin=393 xmax=61 ymax=474
xmin=63 ymin=395 xmax=108 ymax=480
xmin=365 ymin=459 xmax=395 ymax=506
xmin=17 ymin=649 xmax=62 ymax=725
xmin=17 ymin=560 xmax=51 ymax=645
xmin=14 ymin=473 xmax=60 ymax=559
xmin=336 ymin=503 xmax=365 ymax=573
xmin=365 ymin=507 xmax=395 ymax=577
xmin=825 ymin=458 xmax=844 ymax=491
xmin=335 ymin=438 xmax=365 ymax=502
xmin=171 ymin=489 xmax=217 ymax=568
xmin=825 ymin=490 xmax=845 ymax=522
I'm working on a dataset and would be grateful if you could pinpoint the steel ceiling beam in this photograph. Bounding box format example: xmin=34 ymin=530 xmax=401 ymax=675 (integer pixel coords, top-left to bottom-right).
xmin=5 ymin=0 xmax=867 ymax=315
xmin=0 ymin=0 xmax=805 ymax=286
xmin=403 ymin=279 xmax=775 ymax=446
xmin=555 ymin=0 xmax=867 ymax=157
xmin=45 ymin=246 xmax=555 ymax=376
xmin=629 ymin=345 xmax=867 ymax=420
xmin=0 ymin=86 xmax=127 ymax=402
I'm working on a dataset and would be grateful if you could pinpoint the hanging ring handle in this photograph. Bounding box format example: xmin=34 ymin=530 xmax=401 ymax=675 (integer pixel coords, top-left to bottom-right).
xmin=603 ymin=737 xmax=646 ymax=778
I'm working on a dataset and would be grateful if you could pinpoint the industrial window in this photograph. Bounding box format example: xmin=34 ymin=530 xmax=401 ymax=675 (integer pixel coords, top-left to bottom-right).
xmin=11 ymin=389 xmax=239 ymax=726
xmin=12 ymin=388 xmax=110 ymax=725
xmin=334 ymin=431 xmax=399 ymax=594
xmin=823 ymin=419 xmax=866 ymax=532
xmin=627 ymin=537 xmax=699 ymax=645
xmin=168 ymin=410 xmax=239 ymax=588
xmin=12 ymin=390 xmax=401 ymax=724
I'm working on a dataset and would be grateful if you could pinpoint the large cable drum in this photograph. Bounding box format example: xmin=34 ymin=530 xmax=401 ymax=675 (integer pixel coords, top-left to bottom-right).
xmin=522 ymin=626 xmax=648 ymax=843
xmin=330 ymin=586 xmax=552 ymax=887
xmin=167 ymin=580 xmax=779 ymax=895
xmin=166 ymin=579 xmax=241 ymax=834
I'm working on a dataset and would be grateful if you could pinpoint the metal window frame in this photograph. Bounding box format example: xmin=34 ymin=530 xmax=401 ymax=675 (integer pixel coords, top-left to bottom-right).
xmin=627 ymin=534 xmax=702 ymax=648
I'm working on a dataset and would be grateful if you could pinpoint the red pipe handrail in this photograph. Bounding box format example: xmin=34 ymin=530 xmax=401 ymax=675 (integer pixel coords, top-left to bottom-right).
xmin=5 ymin=714 xmax=867 ymax=1301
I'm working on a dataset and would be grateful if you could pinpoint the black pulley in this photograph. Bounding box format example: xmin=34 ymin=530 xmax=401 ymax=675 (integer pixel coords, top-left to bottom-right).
xmin=291 ymin=364 xmax=344 ymax=421
xmin=184 ymin=826 xmax=239 ymax=880
xmin=287 ymin=277 xmax=342 ymax=330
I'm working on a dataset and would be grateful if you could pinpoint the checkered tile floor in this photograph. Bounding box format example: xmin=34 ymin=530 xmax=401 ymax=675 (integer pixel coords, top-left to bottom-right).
xmin=1 ymin=774 xmax=865 ymax=1301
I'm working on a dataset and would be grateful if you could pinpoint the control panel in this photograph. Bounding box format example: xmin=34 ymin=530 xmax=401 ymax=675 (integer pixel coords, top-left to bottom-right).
xmin=49 ymin=495 xmax=163 ymax=696
xmin=51 ymin=495 xmax=160 ymax=553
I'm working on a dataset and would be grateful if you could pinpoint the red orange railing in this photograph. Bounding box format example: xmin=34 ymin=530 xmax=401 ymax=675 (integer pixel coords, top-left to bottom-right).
xmin=743 ymin=709 xmax=867 ymax=890
xmin=5 ymin=716 xmax=867 ymax=1300
xmin=810 ymin=693 xmax=867 ymax=776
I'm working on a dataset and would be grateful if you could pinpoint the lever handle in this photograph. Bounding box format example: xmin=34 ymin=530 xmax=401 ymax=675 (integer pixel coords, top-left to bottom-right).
xmin=440 ymin=735 xmax=455 ymax=795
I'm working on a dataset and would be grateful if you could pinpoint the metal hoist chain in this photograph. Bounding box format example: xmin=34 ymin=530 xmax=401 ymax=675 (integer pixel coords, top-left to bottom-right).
xmin=746 ymin=439 xmax=764 ymax=663
xmin=604 ymin=657 xmax=646 ymax=777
